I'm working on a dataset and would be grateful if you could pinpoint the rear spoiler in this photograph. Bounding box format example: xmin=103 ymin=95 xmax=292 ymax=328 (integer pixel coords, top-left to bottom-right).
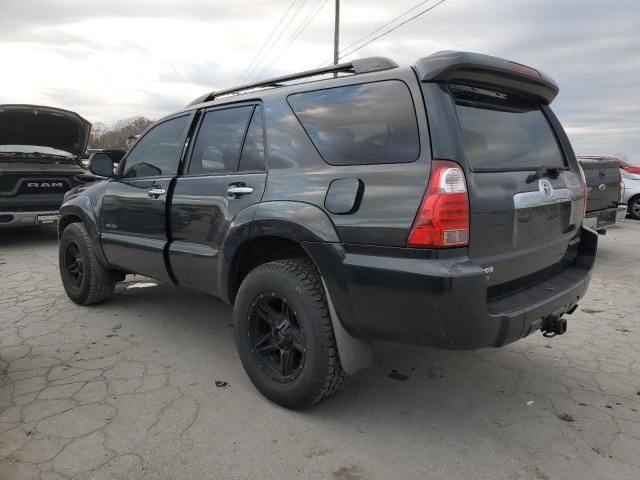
xmin=414 ymin=51 xmax=559 ymax=105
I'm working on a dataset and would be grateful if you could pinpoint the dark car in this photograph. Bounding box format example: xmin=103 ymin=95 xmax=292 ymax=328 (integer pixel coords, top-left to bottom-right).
xmin=577 ymin=157 xmax=625 ymax=233
xmin=0 ymin=104 xmax=94 ymax=227
xmin=57 ymin=51 xmax=597 ymax=408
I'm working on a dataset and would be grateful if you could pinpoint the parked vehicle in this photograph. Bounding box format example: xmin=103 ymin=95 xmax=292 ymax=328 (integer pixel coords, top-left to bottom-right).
xmin=578 ymin=155 xmax=640 ymax=175
xmin=620 ymin=169 xmax=640 ymax=220
xmin=577 ymin=157 xmax=624 ymax=233
xmin=83 ymin=148 xmax=126 ymax=163
xmin=0 ymin=104 xmax=94 ymax=227
xmin=57 ymin=51 xmax=597 ymax=408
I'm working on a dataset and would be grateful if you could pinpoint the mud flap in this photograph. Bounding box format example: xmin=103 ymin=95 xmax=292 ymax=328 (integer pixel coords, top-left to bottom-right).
xmin=321 ymin=278 xmax=373 ymax=375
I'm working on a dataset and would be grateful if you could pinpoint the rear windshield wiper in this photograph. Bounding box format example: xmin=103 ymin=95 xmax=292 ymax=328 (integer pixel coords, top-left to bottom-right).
xmin=526 ymin=165 xmax=560 ymax=183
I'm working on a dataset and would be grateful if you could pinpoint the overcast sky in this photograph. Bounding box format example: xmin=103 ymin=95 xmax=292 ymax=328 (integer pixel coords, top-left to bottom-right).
xmin=1 ymin=0 xmax=638 ymax=161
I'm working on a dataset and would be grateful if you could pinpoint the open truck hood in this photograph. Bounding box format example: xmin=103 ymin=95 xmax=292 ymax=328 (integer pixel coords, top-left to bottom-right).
xmin=0 ymin=104 xmax=91 ymax=158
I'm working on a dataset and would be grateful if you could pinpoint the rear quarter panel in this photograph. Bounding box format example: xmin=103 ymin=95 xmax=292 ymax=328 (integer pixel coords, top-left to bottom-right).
xmin=260 ymin=67 xmax=431 ymax=247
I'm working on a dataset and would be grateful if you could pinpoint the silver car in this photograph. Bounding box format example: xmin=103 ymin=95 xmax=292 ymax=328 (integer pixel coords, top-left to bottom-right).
xmin=621 ymin=169 xmax=640 ymax=220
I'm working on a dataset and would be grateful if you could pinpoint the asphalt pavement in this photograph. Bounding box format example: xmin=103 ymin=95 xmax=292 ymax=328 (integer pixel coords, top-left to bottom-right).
xmin=1 ymin=220 xmax=639 ymax=480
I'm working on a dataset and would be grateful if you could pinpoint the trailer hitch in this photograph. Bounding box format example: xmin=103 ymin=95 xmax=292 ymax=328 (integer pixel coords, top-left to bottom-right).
xmin=541 ymin=314 xmax=567 ymax=338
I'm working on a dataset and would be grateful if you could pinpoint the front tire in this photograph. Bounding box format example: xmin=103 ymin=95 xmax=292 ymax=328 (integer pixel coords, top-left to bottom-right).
xmin=234 ymin=258 xmax=348 ymax=409
xmin=628 ymin=195 xmax=640 ymax=220
xmin=59 ymin=222 xmax=118 ymax=305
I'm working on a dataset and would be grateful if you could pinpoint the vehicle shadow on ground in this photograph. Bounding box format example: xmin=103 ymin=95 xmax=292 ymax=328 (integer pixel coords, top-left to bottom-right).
xmin=0 ymin=225 xmax=58 ymax=247
xmin=108 ymin=279 xmax=573 ymax=439
xmin=11 ymin=270 xmax=627 ymax=479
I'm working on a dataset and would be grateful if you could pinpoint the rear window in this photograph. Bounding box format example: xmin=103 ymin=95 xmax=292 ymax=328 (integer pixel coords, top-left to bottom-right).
xmin=451 ymin=85 xmax=566 ymax=171
xmin=287 ymin=80 xmax=420 ymax=166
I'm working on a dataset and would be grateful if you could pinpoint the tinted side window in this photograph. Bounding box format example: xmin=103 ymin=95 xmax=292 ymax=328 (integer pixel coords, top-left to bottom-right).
xmin=123 ymin=116 xmax=189 ymax=178
xmin=238 ymin=106 xmax=265 ymax=171
xmin=287 ymin=80 xmax=420 ymax=166
xmin=451 ymin=85 xmax=566 ymax=171
xmin=188 ymin=106 xmax=253 ymax=175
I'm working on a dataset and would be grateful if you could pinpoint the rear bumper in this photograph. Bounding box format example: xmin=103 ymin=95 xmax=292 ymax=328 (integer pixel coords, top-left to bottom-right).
xmin=306 ymin=228 xmax=597 ymax=350
xmin=616 ymin=204 xmax=628 ymax=222
xmin=0 ymin=210 xmax=60 ymax=227
xmin=583 ymin=206 xmax=623 ymax=231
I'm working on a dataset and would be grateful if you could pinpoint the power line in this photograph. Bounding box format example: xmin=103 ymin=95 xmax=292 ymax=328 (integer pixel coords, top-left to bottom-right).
xmin=256 ymin=0 xmax=328 ymax=80
xmin=341 ymin=0 xmax=434 ymax=60
xmin=318 ymin=0 xmax=433 ymax=67
xmin=249 ymin=0 xmax=313 ymax=81
xmin=316 ymin=0 xmax=449 ymax=68
xmin=255 ymin=0 xmax=329 ymax=80
xmin=247 ymin=0 xmax=312 ymax=82
xmin=237 ymin=0 xmax=299 ymax=84
xmin=341 ymin=0 xmax=448 ymax=59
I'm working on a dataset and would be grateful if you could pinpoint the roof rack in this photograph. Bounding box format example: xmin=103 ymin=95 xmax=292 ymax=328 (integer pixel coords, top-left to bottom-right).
xmin=187 ymin=56 xmax=398 ymax=106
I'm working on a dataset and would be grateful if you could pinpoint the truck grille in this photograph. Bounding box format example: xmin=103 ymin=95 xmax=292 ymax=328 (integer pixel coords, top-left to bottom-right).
xmin=0 ymin=174 xmax=72 ymax=196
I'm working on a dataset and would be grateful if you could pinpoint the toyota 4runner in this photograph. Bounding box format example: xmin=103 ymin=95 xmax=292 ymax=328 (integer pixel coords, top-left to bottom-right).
xmin=57 ymin=51 xmax=597 ymax=408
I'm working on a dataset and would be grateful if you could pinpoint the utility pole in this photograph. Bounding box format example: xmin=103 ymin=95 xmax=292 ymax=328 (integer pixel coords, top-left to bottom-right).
xmin=333 ymin=0 xmax=340 ymax=72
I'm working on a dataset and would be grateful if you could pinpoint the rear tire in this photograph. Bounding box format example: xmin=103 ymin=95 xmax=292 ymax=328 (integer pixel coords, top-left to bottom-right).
xmin=59 ymin=222 xmax=119 ymax=305
xmin=628 ymin=195 xmax=640 ymax=220
xmin=234 ymin=258 xmax=348 ymax=409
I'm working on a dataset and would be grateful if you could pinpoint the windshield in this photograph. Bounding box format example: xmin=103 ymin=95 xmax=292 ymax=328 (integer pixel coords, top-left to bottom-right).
xmin=0 ymin=144 xmax=75 ymax=158
xmin=451 ymin=85 xmax=566 ymax=171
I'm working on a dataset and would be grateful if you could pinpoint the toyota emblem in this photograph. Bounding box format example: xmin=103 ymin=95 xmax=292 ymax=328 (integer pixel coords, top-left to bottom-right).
xmin=539 ymin=178 xmax=554 ymax=199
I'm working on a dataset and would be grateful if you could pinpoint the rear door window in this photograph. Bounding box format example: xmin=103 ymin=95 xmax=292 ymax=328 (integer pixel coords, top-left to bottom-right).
xmin=188 ymin=106 xmax=254 ymax=175
xmin=287 ymin=80 xmax=420 ymax=166
xmin=451 ymin=85 xmax=566 ymax=171
xmin=238 ymin=106 xmax=266 ymax=172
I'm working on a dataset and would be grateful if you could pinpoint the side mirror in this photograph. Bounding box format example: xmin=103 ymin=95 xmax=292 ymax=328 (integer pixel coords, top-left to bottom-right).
xmin=88 ymin=152 xmax=115 ymax=177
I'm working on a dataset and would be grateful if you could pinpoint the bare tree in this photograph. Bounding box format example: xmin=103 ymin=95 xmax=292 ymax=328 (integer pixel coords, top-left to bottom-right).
xmin=89 ymin=116 xmax=154 ymax=150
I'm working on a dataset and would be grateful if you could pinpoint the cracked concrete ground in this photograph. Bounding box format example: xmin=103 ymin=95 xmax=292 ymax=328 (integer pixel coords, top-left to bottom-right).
xmin=1 ymin=221 xmax=639 ymax=480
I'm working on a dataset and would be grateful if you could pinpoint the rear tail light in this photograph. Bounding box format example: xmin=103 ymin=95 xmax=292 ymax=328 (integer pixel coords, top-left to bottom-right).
xmin=579 ymin=165 xmax=587 ymax=217
xmin=407 ymin=160 xmax=469 ymax=248
xmin=618 ymin=173 xmax=622 ymax=202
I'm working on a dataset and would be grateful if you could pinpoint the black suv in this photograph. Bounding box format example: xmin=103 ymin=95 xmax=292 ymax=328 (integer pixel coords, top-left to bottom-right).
xmin=58 ymin=51 xmax=597 ymax=408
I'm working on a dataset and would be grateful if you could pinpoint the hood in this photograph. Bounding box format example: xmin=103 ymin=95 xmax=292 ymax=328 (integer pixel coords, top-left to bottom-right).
xmin=0 ymin=104 xmax=91 ymax=157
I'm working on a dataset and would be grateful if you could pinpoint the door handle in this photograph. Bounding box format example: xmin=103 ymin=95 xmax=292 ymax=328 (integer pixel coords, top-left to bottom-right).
xmin=227 ymin=185 xmax=254 ymax=198
xmin=147 ymin=187 xmax=166 ymax=198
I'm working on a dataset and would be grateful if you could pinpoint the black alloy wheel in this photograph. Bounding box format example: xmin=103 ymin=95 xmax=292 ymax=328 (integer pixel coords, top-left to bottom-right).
xmin=63 ymin=241 xmax=84 ymax=288
xmin=248 ymin=293 xmax=306 ymax=383
xmin=233 ymin=258 xmax=348 ymax=408
xmin=58 ymin=222 xmax=120 ymax=305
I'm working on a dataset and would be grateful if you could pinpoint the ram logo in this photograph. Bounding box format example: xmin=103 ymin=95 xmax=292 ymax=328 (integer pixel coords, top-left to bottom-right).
xmin=27 ymin=182 xmax=64 ymax=188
